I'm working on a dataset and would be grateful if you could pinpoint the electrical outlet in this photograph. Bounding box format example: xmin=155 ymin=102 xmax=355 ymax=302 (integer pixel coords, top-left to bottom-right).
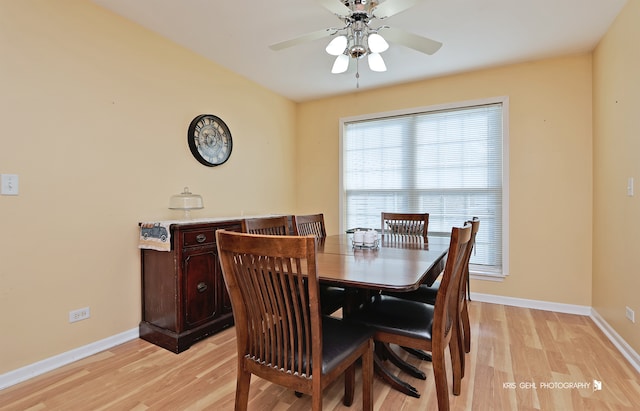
xmin=69 ymin=307 xmax=90 ymax=323
xmin=626 ymin=306 xmax=635 ymax=323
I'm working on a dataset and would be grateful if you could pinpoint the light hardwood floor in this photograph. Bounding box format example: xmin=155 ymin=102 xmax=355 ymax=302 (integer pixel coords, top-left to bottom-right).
xmin=1 ymin=302 xmax=639 ymax=410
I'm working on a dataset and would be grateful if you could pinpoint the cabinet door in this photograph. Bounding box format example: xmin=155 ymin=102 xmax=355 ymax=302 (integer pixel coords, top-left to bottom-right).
xmin=183 ymin=249 xmax=218 ymax=328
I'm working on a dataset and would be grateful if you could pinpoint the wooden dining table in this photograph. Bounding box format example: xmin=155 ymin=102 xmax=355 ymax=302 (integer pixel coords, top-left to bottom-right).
xmin=313 ymin=233 xmax=451 ymax=397
xmin=315 ymin=233 xmax=450 ymax=291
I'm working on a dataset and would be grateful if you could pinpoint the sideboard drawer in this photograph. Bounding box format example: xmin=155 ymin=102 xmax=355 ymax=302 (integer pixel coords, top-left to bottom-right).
xmin=182 ymin=229 xmax=215 ymax=248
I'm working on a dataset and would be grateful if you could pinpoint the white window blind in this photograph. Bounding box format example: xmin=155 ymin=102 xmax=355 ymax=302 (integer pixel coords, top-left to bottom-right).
xmin=342 ymin=101 xmax=505 ymax=272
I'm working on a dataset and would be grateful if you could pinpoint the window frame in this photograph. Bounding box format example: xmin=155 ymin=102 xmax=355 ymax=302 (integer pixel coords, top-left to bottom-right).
xmin=338 ymin=96 xmax=510 ymax=279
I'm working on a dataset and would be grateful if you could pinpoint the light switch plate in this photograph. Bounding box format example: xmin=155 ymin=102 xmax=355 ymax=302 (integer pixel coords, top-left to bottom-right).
xmin=1 ymin=174 xmax=19 ymax=195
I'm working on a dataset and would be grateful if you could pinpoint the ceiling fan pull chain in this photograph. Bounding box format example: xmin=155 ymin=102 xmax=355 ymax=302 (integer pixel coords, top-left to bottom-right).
xmin=356 ymin=58 xmax=360 ymax=88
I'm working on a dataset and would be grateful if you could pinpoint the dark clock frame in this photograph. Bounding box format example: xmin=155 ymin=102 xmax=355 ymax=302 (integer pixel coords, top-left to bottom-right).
xmin=187 ymin=114 xmax=233 ymax=167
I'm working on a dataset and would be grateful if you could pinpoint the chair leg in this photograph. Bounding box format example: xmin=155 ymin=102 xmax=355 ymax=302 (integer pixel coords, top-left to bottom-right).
xmin=451 ymin=325 xmax=463 ymax=396
xmin=457 ymin=315 xmax=466 ymax=379
xmin=343 ymin=363 xmax=355 ymax=406
xmin=312 ymin=380 xmax=323 ymax=411
xmin=466 ymin=270 xmax=471 ymax=301
xmin=235 ymin=366 xmax=251 ymax=411
xmin=362 ymin=340 xmax=374 ymax=411
xmin=432 ymin=348 xmax=451 ymax=411
xmin=462 ymin=300 xmax=471 ymax=353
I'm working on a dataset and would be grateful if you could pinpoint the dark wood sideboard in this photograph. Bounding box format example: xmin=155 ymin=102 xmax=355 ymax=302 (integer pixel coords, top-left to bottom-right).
xmin=139 ymin=219 xmax=242 ymax=353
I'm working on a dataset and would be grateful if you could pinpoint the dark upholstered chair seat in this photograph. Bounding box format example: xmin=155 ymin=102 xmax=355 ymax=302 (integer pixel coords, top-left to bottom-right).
xmin=282 ymin=317 xmax=373 ymax=375
xmin=321 ymin=317 xmax=373 ymax=374
xmin=320 ymin=286 xmax=347 ymax=316
xmin=349 ymin=295 xmax=435 ymax=341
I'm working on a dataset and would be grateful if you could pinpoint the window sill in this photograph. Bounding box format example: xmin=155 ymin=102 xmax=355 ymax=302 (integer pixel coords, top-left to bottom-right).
xmin=470 ymin=265 xmax=506 ymax=282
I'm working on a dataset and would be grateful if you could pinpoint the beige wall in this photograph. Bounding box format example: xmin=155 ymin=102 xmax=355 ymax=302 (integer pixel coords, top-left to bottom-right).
xmin=297 ymin=55 xmax=594 ymax=307
xmin=593 ymin=0 xmax=640 ymax=353
xmin=2 ymin=0 xmax=638 ymax=377
xmin=0 ymin=1 xmax=297 ymax=373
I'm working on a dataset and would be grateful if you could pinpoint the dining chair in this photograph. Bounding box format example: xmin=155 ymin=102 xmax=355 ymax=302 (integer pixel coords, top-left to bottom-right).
xmin=381 ymin=212 xmax=429 ymax=242
xmin=241 ymin=215 xmax=290 ymax=235
xmin=216 ymin=230 xmax=374 ymax=411
xmin=292 ymin=213 xmax=327 ymax=237
xmin=292 ymin=213 xmax=345 ymax=316
xmin=348 ymin=223 xmax=473 ymax=411
xmin=379 ymin=212 xmax=432 ymax=360
xmin=391 ymin=217 xmax=479 ymax=364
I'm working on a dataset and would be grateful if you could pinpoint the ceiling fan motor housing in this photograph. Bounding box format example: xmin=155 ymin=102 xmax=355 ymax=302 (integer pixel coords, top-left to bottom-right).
xmin=349 ymin=44 xmax=367 ymax=58
xmin=349 ymin=20 xmax=369 ymax=58
xmin=345 ymin=0 xmax=379 ymax=12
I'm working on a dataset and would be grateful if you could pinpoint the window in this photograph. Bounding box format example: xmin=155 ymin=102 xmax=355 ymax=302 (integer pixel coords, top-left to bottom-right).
xmin=340 ymin=97 xmax=508 ymax=277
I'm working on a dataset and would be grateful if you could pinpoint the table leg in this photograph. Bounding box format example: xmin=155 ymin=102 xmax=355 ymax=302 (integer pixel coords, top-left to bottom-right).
xmin=374 ymin=356 xmax=420 ymax=398
xmin=343 ymin=289 xmax=426 ymax=397
xmin=379 ymin=343 xmax=427 ymax=380
xmin=401 ymin=346 xmax=432 ymax=361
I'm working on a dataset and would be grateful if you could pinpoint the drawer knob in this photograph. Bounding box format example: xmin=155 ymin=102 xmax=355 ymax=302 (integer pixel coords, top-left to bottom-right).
xmin=197 ymin=282 xmax=208 ymax=293
xmin=196 ymin=234 xmax=207 ymax=243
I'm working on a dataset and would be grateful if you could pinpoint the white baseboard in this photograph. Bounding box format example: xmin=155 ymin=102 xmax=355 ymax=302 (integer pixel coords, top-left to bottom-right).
xmin=0 ymin=328 xmax=139 ymax=391
xmin=470 ymin=292 xmax=592 ymax=315
xmin=590 ymin=309 xmax=640 ymax=374
xmin=470 ymin=292 xmax=640 ymax=374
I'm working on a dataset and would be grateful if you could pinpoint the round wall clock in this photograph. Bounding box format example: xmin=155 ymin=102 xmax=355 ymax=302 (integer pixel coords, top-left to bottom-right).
xmin=187 ymin=114 xmax=233 ymax=167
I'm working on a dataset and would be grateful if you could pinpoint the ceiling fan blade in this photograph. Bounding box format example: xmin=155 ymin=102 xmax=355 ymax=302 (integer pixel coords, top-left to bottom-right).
xmin=316 ymin=0 xmax=352 ymax=17
xmin=381 ymin=27 xmax=442 ymax=55
xmin=371 ymin=0 xmax=421 ymax=19
xmin=269 ymin=28 xmax=334 ymax=51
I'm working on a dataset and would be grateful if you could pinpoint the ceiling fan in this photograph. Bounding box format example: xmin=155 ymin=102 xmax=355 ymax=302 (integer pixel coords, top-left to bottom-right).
xmin=269 ymin=0 xmax=442 ymax=81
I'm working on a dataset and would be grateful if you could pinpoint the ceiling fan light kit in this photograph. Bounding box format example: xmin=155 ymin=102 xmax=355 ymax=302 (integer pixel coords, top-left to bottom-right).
xmin=326 ymin=4 xmax=389 ymax=75
xmin=270 ymin=0 xmax=442 ymax=87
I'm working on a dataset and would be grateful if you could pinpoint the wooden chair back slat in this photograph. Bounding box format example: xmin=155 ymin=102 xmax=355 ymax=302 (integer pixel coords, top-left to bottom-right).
xmin=381 ymin=212 xmax=429 ymax=243
xmin=293 ymin=213 xmax=327 ymax=238
xmin=241 ymin=216 xmax=290 ymax=236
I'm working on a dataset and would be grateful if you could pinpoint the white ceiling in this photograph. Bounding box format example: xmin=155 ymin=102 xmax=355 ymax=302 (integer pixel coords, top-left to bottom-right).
xmin=91 ymin=0 xmax=627 ymax=102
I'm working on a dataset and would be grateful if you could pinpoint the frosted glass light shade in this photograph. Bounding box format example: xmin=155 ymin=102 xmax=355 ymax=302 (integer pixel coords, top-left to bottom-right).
xmin=326 ymin=35 xmax=347 ymax=56
xmin=368 ymin=52 xmax=387 ymax=72
xmin=331 ymin=54 xmax=350 ymax=73
xmin=169 ymin=187 xmax=204 ymax=210
xmin=367 ymin=33 xmax=389 ymax=53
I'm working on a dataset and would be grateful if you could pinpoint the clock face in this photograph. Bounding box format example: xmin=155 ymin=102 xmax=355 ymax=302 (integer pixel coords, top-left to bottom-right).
xmin=187 ymin=114 xmax=233 ymax=166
